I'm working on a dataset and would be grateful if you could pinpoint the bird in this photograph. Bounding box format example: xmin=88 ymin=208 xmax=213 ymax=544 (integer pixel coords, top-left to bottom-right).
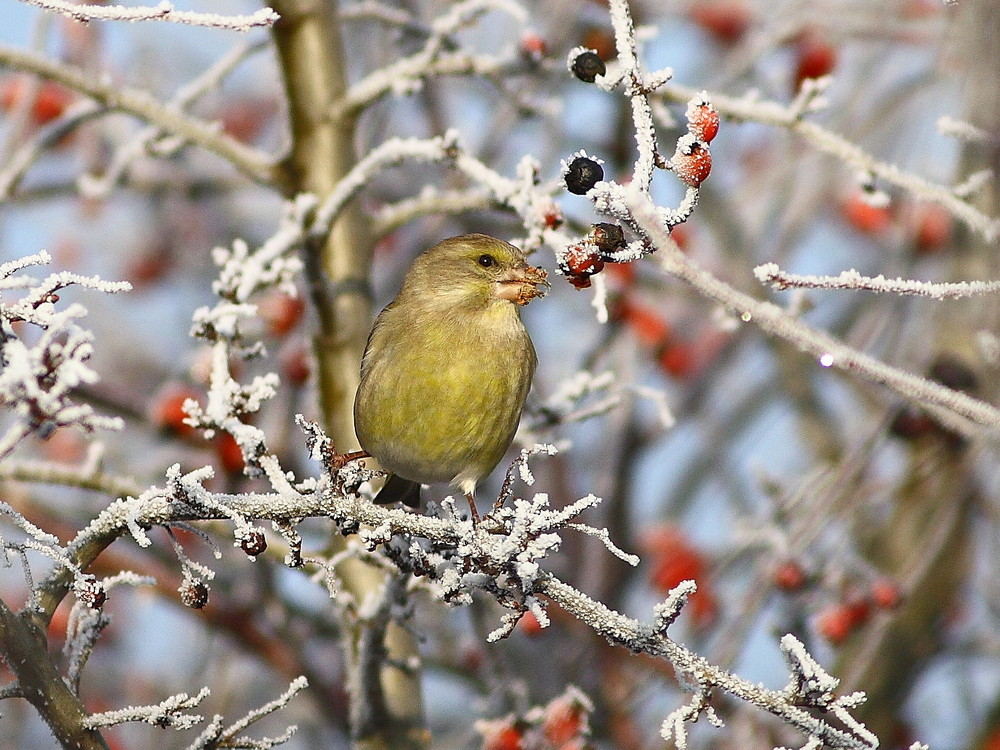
xmin=353 ymin=233 xmax=548 ymax=517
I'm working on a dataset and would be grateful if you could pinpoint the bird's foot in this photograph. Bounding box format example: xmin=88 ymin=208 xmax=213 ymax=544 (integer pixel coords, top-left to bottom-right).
xmin=325 ymin=449 xmax=369 ymax=473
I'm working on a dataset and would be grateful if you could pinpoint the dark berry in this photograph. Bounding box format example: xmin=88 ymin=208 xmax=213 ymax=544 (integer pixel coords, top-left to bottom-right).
xmin=591 ymin=223 xmax=625 ymax=255
xmin=565 ymin=156 xmax=604 ymax=195
xmin=181 ymin=580 xmax=209 ymax=609
xmin=240 ymin=528 xmax=267 ymax=557
xmin=571 ymin=51 xmax=606 ymax=83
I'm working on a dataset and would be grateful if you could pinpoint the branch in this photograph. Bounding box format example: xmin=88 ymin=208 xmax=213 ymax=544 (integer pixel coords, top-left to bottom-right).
xmin=17 ymin=0 xmax=279 ymax=31
xmin=755 ymin=262 xmax=1000 ymax=299
xmin=0 ymin=45 xmax=282 ymax=189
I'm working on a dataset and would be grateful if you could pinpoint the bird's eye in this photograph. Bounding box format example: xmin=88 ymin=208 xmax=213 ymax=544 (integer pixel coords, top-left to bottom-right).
xmin=478 ymin=254 xmax=497 ymax=268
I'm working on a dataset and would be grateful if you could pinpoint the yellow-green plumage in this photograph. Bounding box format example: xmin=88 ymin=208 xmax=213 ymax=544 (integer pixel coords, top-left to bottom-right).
xmin=354 ymin=234 xmax=546 ymax=507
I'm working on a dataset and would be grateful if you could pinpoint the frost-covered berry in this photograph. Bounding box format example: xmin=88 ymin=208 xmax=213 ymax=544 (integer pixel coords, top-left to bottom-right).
xmin=570 ymin=50 xmax=606 ymax=83
xmin=670 ymin=136 xmax=712 ymax=187
xmin=181 ymin=580 xmax=209 ymax=609
xmin=565 ymin=156 xmax=604 ymax=195
xmin=560 ymin=243 xmax=605 ymax=289
xmin=239 ymin=528 xmax=267 ymax=557
xmin=591 ymin=222 xmax=626 ymax=256
xmin=75 ymin=575 xmax=107 ymax=609
xmin=686 ymin=97 xmax=720 ymax=143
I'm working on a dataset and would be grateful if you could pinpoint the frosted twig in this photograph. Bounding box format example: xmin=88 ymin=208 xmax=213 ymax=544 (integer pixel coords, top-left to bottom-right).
xmin=18 ymin=0 xmax=279 ymax=30
xmin=755 ymin=263 xmax=1000 ymax=300
xmin=84 ymin=687 xmax=211 ymax=729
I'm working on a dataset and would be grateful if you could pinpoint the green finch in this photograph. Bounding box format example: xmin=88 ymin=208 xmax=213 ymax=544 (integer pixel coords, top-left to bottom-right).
xmin=354 ymin=233 xmax=548 ymax=513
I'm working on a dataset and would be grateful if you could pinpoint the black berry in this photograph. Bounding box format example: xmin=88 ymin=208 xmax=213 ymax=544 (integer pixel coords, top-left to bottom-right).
xmin=571 ymin=51 xmax=606 ymax=83
xmin=565 ymin=156 xmax=604 ymax=195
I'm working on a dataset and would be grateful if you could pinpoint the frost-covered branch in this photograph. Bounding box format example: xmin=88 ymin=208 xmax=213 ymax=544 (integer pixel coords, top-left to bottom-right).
xmin=755 ymin=262 xmax=1000 ymax=299
xmin=333 ymin=0 xmax=531 ymax=119
xmin=18 ymin=0 xmax=279 ymax=31
xmin=539 ymin=578 xmax=877 ymax=749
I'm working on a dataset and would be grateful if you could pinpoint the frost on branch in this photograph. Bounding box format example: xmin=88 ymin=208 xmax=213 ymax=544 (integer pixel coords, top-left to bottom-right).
xmin=0 ymin=251 xmax=130 ymax=460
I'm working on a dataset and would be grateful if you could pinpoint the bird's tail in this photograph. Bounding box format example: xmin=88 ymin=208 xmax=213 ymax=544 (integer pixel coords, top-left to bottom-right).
xmin=373 ymin=474 xmax=422 ymax=507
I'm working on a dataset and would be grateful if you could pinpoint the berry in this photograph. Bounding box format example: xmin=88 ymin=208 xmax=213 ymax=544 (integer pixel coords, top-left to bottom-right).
xmin=773 ymin=561 xmax=807 ymax=591
xmin=151 ymin=383 xmax=201 ymax=438
xmin=686 ymin=98 xmax=720 ymax=143
xmin=239 ymin=528 xmax=268 ymax=557
xmin=258 ymin=292 xmax=305 ymax=337
xmin=617 ymin=300 xmax=671 ymax=347
xmin=560 ymin=243 xmax=605 ymax=289
xmin=215 ymin=432 xmax=244 ymax=475
xmin=889 ymin=408 xmax=935 ymax=439
xmin=181 ymin=580 xmax=209 ymax=609
xmin=591 ymin=222 xmax=625 ymax=256
xmin=565 ymin=155 xmax=604 ymax=194
xmin=670 ymin=137 xmax=712 ymax=187
xmin=928 ymin=354 xmax=978 ymax=393
xmin=479 ymin=718 xmax=525 ymax=750
xmin=280 ymin=342 xmax=311 ymax=387
xmin=870 ymin=579 xmax=901 ymax=609
xmin=571 ymin=51 xmax=606 ymax=83
xmin=841 ymin=192 xmax=892 ymax=234
xmin=518 ymin=610 xmax=544 ymax=637
xmin=543 ymin=696 xmax=587 ymax=746
xmin=658 ymin=341 xmax=697 ymax=377
xmin=690 ymin=2 xmax=753 ymax=44
xmin=912 ymin=203 xmax=952 ymax=253
xmin=75 ymin=575 xmax=107 ymax=609
xmin=520 ymin=33 xmax=547 ymax=62
xmin=794 ymin=32 xmax=837 ymax=91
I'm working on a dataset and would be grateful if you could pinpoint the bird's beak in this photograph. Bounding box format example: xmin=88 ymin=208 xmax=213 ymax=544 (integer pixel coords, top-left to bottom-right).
xmin=495 ymin=264 xmax=550 ymax=305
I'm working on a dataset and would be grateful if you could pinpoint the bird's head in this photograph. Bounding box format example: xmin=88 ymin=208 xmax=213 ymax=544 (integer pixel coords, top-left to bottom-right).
xmin=404 ymin=234 xmax=549 ymax=309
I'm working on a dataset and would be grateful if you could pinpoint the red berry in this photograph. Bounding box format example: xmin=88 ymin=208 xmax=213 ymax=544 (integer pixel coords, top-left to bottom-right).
xmin=794 ymin=32 xmax=837 ymax=91
xmin=280 ymin=342 xmax=311 ymax=387
xmin=520 ymin=33 xmax=547 ymax=62
xmin=216 ymin=432 xmax=244 ymax=475
xmin=658 ymin=342 xmax=697 ymax=378
xmin=517 ymin=611 xmax=543 ymax=637
xmin=816 ymin=604 xmax=854 ymax=644
xmin=617 ymin=300 xmax=671 ymax=347
xmin=912 ymin=203 xmax=953 ymax=253
xmin=151 ymin=383 xmax=201 ymax=438
xmin=639 ymin=525 xmax=717 ymax=626
xmin=479 ymin=719 xmax=524 ymax=750
xmin=870 ymin=579 xmax=902 ymax=609
xmin=670 ymin=137 xmax=712 ymax=187
xmin=560 ymin=244 xmax=605 ymax=289
xmin=542 ymin=696 xmax=586 ymax=746
xmin=686 ymin=99 xmax=720 ymax=143
xmin=773 ymin=561 xmax=807 ymax=591
xmin=841 ymin=192 xmax=892 ymax=235
xmin=690 ymin=2 xmax=753 ymax=44
xmin=259 ymin=291 xmax=305 ymax=337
